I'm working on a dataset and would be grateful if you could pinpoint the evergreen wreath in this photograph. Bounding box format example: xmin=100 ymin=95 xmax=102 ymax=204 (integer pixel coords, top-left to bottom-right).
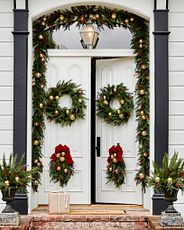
xmin=45 ymin=80 xmax=86 ymax=126
xmin=49 ymin=144 xmax=74 ymax=187
xmin=106 ymin=143 xmax=126 ymax=188
xmin=96 ymin=83 xmax=134 ymax=126
xmin=32 ymin=5 xmax=150 ymax=191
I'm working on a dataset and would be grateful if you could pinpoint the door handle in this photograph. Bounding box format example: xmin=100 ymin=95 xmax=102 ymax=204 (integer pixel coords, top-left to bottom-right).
xmin=96 ymin=137 xmax=100 ymax=157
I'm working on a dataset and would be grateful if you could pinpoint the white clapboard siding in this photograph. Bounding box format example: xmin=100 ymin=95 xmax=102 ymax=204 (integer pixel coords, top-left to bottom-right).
xmin=0 ymin=43 xmax=13 ymax=56
xmin=0 ymin=72 xmax=13 ymax=86
xmin=0 ymin=13 xmax=13 ymax=27
xmin=169 ymin=57 xmax=184 ymax=71
xmin=0 ymin=116 xmax=13 ymax=130
xmin=169 ymin=43 xmax=184 ymax=57
xmin=169 ymin=13 xmax=184 ymax=27
xmin=0 ymin=0 xmax=13 ymax=200
xmin=0 ymin=0 xmax=13 ymax=13
xmin=169 ymin=28 xmax=184 ymax=42
xmin=169 ymin=87 xmax=184 ymax=101
xmin=0 ymin=57 xmax=13 ymax=71
xmin=169 ymin=72 xmax=184 ymax=86
xmin=169 ymin=101 xmax=184 ymax=115
xmin=169 ymin=116 xmax=184 ymax=130
xmin=0 ymin=28 xmax=13 ymax=42
xmin=170 ymin=0 xmax=184 ymax=13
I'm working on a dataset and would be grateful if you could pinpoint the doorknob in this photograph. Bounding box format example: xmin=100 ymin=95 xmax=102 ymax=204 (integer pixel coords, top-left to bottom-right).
xmin=96 ymin=137 xmax=101 ymax=157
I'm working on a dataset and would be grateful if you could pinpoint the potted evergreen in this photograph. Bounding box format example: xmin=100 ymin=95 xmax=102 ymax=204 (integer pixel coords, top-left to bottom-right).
xmin=147 ymin=152 xmax=184 ymax=213
xmin=0 ymin=154 xmax=38 ymax=213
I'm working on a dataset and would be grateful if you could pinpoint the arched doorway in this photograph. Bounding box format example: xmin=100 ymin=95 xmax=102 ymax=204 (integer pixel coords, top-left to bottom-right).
xmin=30 ymin=2 xmax=149 ymax=209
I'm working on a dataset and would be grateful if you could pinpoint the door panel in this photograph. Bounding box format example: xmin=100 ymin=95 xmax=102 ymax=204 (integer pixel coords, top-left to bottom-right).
xmin=38 ymin=56 xmax=91 ymax=204
xmin=96 ymin=58 xmax=142 ymax=204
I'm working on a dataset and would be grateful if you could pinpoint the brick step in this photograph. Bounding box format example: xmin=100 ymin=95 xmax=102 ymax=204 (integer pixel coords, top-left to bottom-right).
xmin=30 ymin=214 xmax=148 ymax=230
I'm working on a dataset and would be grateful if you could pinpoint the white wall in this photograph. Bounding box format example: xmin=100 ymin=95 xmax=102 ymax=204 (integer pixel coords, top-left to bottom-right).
xmin=169 ymin=0 xmax=184 ymax=215
xmin=0 ymin=0 xmax=14 ymax=212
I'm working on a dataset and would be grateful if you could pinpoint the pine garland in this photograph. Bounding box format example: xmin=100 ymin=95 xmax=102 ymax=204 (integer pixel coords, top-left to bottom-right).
xmin=45 ymin=80 xmax=86 ymax=126
xmin=49 ymin=144 xmax=74 ymax=187
xmin=32 ymin=5 xmax=149 ymax=191
xmin=96 ymin=83 xmax=134 ymax=126
xmin=106 ymin=144 xmax=126 ymax=188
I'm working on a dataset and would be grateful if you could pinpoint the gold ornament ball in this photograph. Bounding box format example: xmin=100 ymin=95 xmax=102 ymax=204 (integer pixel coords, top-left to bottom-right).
xmin=35 ymin=122 xmax=39 ymax=127
xmin=167 ymin=177 xmax=173 ymax=183
xmin=40 ymin=53 xmax=44 ymax=58
xmin=143 ymin=152 xmax=148 ymax=157
xmin=61 ymin=152 xmax=65 ymax=157
xmin=39 ymin=103 xmax=44 ymax=109
xmin=56 ymin=166 xmax=61 ymax=171
xmin=120 ymin=99 xmax=125 ymax=105
xmin=142 ymin=115 xmax=146 ymax=120
xmin=140 ymin=110 xmax=144 ymax=116
xmin=103 ymin=100 xmax=108 ymax=105
xmin=34 ymin=159 xmax=39 ymax=164
xmin=15 ymin=176 xmax=20 ymax=182
xmin=49 ymin=95 xmax=54 ymax=100
xmin=35 ymin=72 xmax=41 ymax=78
xmin=108 ymin=112 xmax=112 ymax=117
xmin=41 ymin=22 xmax=45 ymax=26
xmin=141 ymin=64 xmax=146 ymax=70
xmin=34 ymin=180 xmax=39 ymax=185
xmin=33 ymin=140 xmax=39 ymax=146
xmin=119 ymin=114 xmax=124 ymax=119
xmin=113 ymin=87 xmax=117 ymax=93
xmin=64 ymin=168 xmax=68 ymax=174
xmin=70 ymin=114 xmax=76 ymax=121
xmin=59 ymin=15 xmax=64 ymax=21
xmin=141 ymin=131 xmax=147 ymax=136
xmin=139 ymin=39 xmax=143 ymax=44
xmin=139 ymin=89 xmax=145 ymax=95
xmin=96 ymin=14 xmax=100 ymax=19
xmin=66 ymin=109 xmax=70 ymax=115
xmin=41 ymin=58 xmax=45 ymax=62
xmin=116 ymin=109 xmax=121 ymax=114
xmin=146 ymin=75 xmax=150 ymax=80
xmin=4 ymin=180 xmax=10 ymax=186
xmin=109 ymin=167 xmax=113 ymax=172
xmin=56 ymin=153 xmax=60 ymax=158
xmin=125 ymin=18 xmax=129 ymax=23
xmin=111 ymin=12 xmax=117 ymax=19
xmin=114 ymin=153 xmax=117 ymax=158
xmin=55 ymin=110 xmax=59 ymax=115
xmin=139 ymin=173 xmax=145 ymax=179
xmin=73 ymin=88 xmax=78 ymax=93
xmin=113 ymin=158 xmax=117 ymax=163
xmin=55 ymin=95 xmax=59 ymax=100
xmin=89 ymin=14 xmax=93 ymax=19
xmin=37 ymin=162 xmax=41 ymax=167
xmin=41 ymin=84 xmax=45 ymax=89
xmin=139 ymin=44 xmax=143 ymax=48
xmin=130 ymin=17 xmax=134 ymax=22
xmin=78 ymin=98 xmax=82 ymax=103
xmin=43 ymin=16 xmax=47 ymax=21
xmin=115 ymin=169 xmax=119 ymax=174
xmin=38 ymin=34 xmax=43 ymax=40
xmin=60 ymin=156 xmax=65 ymax=162
xmin=32 ymin=81 xmax=35 ymax=86
xmin=103 ymin=95 xmax=106 ymax=100
xmin=154 ymin=176 xmax=160 ymax=183
xmin=110 ymin=154 xmax=114 ymax=159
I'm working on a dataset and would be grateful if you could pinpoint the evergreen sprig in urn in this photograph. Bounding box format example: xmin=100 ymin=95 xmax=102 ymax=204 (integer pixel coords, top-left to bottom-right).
xmin=0 ymin=154 xmax=38 ymax=213
xmin=147 ymin=152 xmax=184 ymax=214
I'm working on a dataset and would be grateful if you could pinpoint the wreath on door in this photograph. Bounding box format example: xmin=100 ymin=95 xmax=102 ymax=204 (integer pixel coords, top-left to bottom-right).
xmin=106 ymin=143 xmax=126 ymax=187
xmin=96 ymin=83 xmax=134 ymax=126
xmin=45 ymin=80 xmax=86 ymax=126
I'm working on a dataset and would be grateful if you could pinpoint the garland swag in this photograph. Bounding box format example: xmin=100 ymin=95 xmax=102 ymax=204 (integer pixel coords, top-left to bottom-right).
xmin=32 ymin=5 xmax=149 ymax=191
xmin=45 ymin=80 xmax=86 ymax=126
xmin=96 ymin=83 xmax=134 ymax=126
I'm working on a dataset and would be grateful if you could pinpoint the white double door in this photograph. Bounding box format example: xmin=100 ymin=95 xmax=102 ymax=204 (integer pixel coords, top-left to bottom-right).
xmin=38 ymin=51 xmax=142 ymax=205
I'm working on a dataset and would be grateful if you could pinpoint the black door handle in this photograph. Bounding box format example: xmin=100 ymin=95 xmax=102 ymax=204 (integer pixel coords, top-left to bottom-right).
xmin=96 ymin=137 xmax=100 ymax=157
